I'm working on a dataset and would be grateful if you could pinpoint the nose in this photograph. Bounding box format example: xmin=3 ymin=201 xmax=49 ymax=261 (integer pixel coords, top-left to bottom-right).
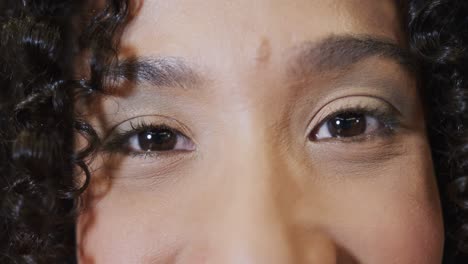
xmin=208 ymin=213 xmax=341 ymax=264
xmin=191 ymin=139 xmax=343 ymax=264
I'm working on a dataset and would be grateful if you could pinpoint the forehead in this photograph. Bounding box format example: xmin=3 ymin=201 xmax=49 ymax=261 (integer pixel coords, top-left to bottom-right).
xmin=121 ymin=0 xmax=404 ymax=60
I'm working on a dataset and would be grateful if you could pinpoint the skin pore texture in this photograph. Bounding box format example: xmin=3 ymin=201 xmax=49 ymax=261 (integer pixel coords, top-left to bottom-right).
xmin=77 ymin=0 xmax=444 ymax=263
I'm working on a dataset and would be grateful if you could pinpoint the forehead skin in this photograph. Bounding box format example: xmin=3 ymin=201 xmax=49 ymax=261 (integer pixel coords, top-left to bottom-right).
xmin=77 ymin=0 xmax=444 ymax=263
xmin=121 ymin=0 xmax=403 ymax=69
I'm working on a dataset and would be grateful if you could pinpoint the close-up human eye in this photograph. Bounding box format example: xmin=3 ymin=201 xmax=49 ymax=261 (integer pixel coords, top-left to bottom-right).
xmin=103 ymin=121 xmax=196 ymax=157
xmin=3 ymin=0 xmax=468 ymax=263
xmin=310 ymin=108 xmax=398 ymax=141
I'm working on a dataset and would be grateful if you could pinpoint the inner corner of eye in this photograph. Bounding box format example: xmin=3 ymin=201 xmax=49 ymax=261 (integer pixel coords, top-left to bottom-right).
xmin=308 ymin=120 xmax=329 ymax=142
xmin=308 ymin=131 xmax=320 ymax=142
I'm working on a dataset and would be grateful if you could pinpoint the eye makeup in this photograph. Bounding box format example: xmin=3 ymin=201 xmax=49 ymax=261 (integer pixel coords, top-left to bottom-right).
xmin=306 ymin=96 xmax=404 ymax=143
xmin=101 ymin=115 xmax=196 ymax=159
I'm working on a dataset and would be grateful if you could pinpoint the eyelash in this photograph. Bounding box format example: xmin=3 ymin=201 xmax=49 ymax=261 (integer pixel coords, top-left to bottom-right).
xmin=310 ymin=104 xmax=402 ymax=142
xmin=102 ymin=104 xmax=401 ymax=157
xmin=102 ymin=121 xmax=189 ymax=158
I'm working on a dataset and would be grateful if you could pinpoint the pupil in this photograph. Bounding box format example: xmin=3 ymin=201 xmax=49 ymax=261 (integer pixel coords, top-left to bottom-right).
xmin=327 ymin=112 xmax=366 ymax=138
xmin=137 ymin=129 xmax=177 ymax=151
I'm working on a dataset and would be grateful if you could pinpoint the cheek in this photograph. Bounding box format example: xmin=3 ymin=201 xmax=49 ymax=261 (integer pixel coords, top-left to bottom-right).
xmin=335 ymin=191 xmax=444 ymax=263
xmin=76 ymin=189 xmax=185 ymax=263
xmin=76 ymin=136 xmax=444 ymax=263
xmin=323 ymin=155 xmax=444 ymax=263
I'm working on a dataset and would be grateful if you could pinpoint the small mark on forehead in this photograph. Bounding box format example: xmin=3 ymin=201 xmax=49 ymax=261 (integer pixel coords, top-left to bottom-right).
xmin=256 ymin=37 xmax=272 ymax=64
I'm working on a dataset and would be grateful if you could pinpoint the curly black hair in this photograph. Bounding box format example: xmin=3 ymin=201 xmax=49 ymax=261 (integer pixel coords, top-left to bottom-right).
xmin=0 ymin=0 xmax=129 ymax=263
xmin=0 ymin=0 xmax=467 ymax=263
xmin=408 ymin=0 xmax=468 ymax=262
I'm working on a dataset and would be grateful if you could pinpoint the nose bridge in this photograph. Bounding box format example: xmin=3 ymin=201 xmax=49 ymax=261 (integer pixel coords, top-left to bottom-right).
xmin=205 ymin=118 xmax=342 ymax=264
xmin=215 ymin=134 xmax=297 ymax=264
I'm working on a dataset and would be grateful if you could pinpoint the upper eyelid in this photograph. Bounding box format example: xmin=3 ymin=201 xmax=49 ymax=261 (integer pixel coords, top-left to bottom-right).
xmin=105 ymin=114 xmax=193 ymax=134
xmin=309 ymin=110 xmax=400 ymax=143
xmin=100 ymin=117 xmax=195 ymax=154
xmin=317 ymin=105 xmax=400 ymax=127
xmin=101 ymin=97 xmax=401 ymax=149
xmin=101 ymin=125 xmax=186 ymax=156
xmin=303 ymin=95 xmax=401 ymax=137
xmin=306 ymin=104 xmax=403 ymax=145
xmin=104 ymin=115 xmax=195 ymax=139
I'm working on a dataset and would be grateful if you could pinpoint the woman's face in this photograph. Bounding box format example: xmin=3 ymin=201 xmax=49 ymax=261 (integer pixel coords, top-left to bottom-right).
xmin=77 ymin=0 xmax=444 ymax=263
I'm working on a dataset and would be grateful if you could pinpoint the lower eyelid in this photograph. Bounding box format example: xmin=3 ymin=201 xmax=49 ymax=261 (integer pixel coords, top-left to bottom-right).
xmin=102 ymin=114 xmax=198 ymax=155
xmin=309 ymin=110 xmax=401 ymax=143
xmin=307 ymin=98 xmax=401 ymax=138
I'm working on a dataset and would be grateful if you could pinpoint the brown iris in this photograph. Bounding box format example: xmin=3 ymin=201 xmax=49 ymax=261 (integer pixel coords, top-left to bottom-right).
xmin=327 ymin=112 xmax=366 ymax=138
xmin=137 ymin=129 xmax=177 ymax=151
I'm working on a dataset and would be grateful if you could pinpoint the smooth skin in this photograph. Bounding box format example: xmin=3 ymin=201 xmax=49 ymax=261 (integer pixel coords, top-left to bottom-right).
xmin=77 ymin=0 xmax=444 ymax=263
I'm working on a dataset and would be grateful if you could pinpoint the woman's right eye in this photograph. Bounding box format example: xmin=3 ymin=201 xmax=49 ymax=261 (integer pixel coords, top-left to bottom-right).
xmin=126 ymin=126 xmax=195 ymax=154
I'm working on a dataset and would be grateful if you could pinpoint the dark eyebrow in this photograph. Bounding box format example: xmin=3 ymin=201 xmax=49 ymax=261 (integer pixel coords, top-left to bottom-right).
xmin=292 ymin=35 xmax=418 ymax=75
xmin=108 ymin=35 xmax=415 ymax=91
xmin=107 ymin=56 xmax=202 ymax=89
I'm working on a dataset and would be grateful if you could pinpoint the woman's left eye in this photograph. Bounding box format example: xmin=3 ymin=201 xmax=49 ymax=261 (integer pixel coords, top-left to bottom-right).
xmin=127 ymin=127 xmax=195 ymax=153
xmin=310 ymin=112 xmax=383 ymax=141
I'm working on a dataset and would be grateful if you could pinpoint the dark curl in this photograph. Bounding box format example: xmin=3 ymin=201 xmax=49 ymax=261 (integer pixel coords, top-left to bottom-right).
xmin=0 ymin=0 xmax=128 ymax=263
xmin=407 ymin=0 xmax=468 ymax=262
xmin=0 ymin=0 xmax=468 ymax=263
